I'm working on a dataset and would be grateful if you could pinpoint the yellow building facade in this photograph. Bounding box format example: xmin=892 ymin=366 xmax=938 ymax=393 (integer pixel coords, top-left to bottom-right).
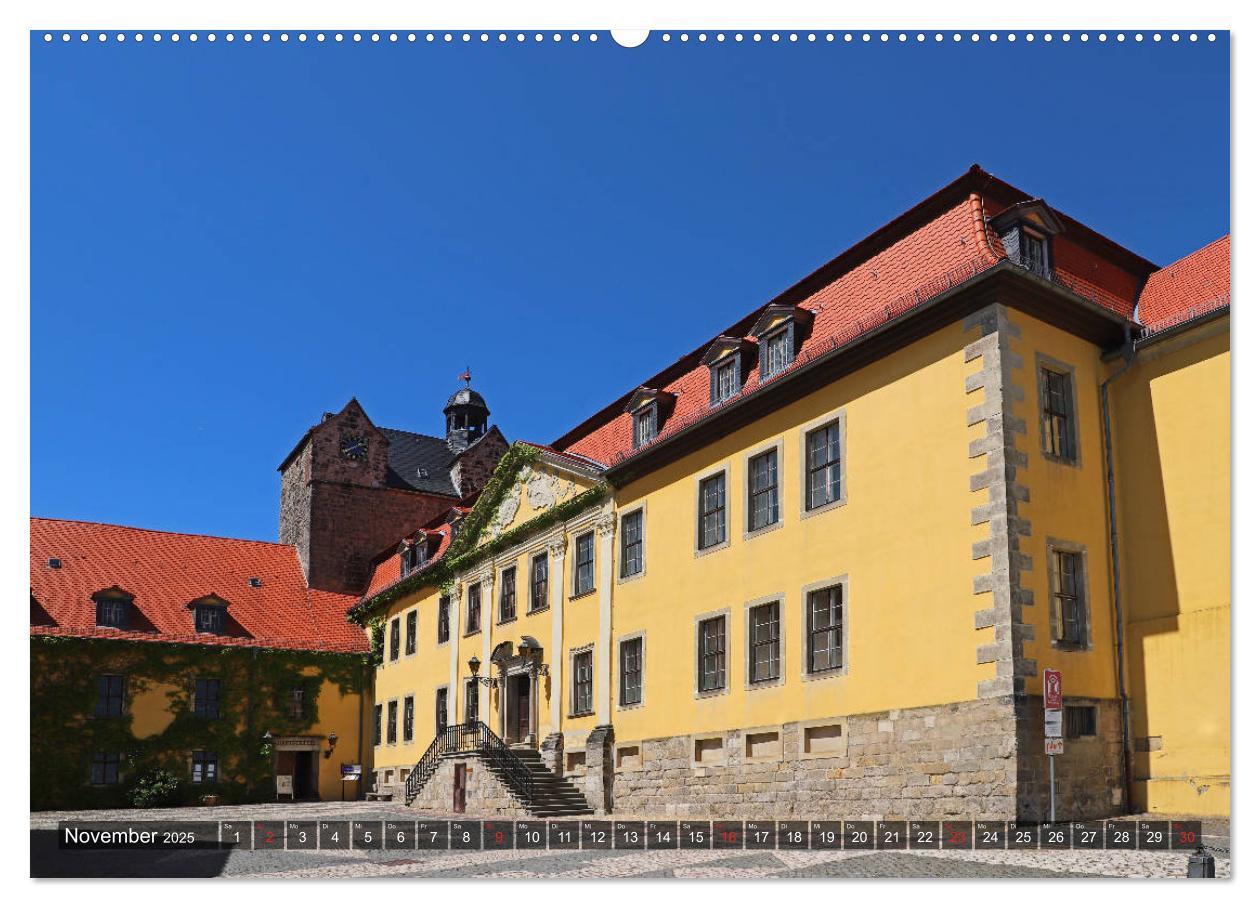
xmin=355 ymin=171 xmax=1228 ymax=822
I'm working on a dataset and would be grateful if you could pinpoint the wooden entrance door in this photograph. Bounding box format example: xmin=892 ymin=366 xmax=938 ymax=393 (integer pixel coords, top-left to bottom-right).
xmin=515 ymin=675 xmax=531 ymax=744
xmin=453 ymin=763 xmax=467 ymax=813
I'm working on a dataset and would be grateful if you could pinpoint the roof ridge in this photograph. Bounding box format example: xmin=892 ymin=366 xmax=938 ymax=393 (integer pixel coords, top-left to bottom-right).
xmin=30 ymin=516 xmax=292 ymax=548
xmin=549 ymin=165 xmax=996 ymax=451
xmin=379 ymin=425 xmax=446 ymax=443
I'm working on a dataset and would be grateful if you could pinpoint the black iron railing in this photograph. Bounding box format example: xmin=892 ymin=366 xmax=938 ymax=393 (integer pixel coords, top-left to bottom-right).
xmin=404 ymin=721 xmax=535 ymax=805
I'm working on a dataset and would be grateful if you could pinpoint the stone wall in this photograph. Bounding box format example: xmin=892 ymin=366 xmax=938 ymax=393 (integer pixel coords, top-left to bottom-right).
xmin=1015 ymin=696 xmax=1125 ymax=821
xmin=450 ymin=428 xmax=509 ymax=500
xmin=305 ymin=481 xmax=453 ymax=593
xmin=611 ymin=698 xmax=1020 ymax=819
xmin=409 ymin=756 xmax=531 ymax=818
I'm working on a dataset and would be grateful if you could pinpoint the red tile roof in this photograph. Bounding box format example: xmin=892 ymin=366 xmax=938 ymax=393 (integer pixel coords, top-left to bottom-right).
xmin=552 ymin=166 xmax=1159 ymax=468
xmin=363 ymin=524 xmax=456 ymax=599
xmin=30 ymin=518 xmax=367 ymax=653
xmin=1137 ymin=235 xmax=1230 ymax=334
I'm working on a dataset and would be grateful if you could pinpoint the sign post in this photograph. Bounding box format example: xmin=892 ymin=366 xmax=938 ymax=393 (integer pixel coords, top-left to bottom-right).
xmin=341 ymin=763 xmax=362 ymax=802
xmin=1043 ymin=668 xmax=1063 ymax=824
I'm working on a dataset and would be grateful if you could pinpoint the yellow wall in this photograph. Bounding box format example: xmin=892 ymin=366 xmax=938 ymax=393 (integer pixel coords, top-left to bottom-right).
xmin=366 ymin=309 xmax=1229 ymax=818
xmin=370 ymin=461 xmax=605 ymax=784
xmin=120 ymin=663 xmax=365 ymax=803
xmin=1011 ymin=314 xmax=1120 ymax=699
xmin=612 ymin=321 xmax=985 ymax=744
xmin=1112 ymin=320 xmax=1230 ymax=815
xmin=129 ymin=680 xmax=179 ymax=738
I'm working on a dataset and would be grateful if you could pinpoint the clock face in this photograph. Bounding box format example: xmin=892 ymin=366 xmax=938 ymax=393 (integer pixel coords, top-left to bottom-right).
xmin=340 ymin=434 xmax=369 ymax=460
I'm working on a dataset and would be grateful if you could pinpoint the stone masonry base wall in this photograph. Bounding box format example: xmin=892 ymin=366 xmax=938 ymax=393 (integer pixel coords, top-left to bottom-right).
xmin=409 ymin=756 xmax=531 ymax=818
xmin=612 ymin=698 xmax=1020 ymax=819
xmin=1015 ymin=696 xmax=1125 ymax=821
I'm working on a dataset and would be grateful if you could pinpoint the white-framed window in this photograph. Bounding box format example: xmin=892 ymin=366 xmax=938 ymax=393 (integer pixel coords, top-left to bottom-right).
xmin=389 ymin=616 xmax=401 ymax=661
xmin=620 ymin=509 xmax=644 ymax=578
xmin=747 ymin=600 xmax=781 ymax=684
xmin=711 ymin=357 xmax=740 ymax=404
xmin=619 ymin=636 xmax=644 ymax=706
xmin=466 ymin=583 xmax=482 ymax=634
xmin=698 ymin=472 xmax=727 ymax=550
xmin=747 ymin=448 xmax=780 ymax=532
xmin=806 ymin=584 xmax=845 ymax=674
xmin=697 ymin=614 xmax=727 ymax=694
xmin=573 ymin=532 xmax=595 ymax=595
xmin=1038 ymin=359 xmax=1079 ymax=464
xmin=805 ymin=420 xmax=843 ymax=511
xmin=437 ymin=594 xmax=451 ymax=643
xmin=402 ymin=695 xmax=415 ymax=743
xmin=632 ymin=405 xmax=658 ymax=449
xmin=1049 ymin=544 xmax=1089 ymax=649
xmin=571 ymin=649 xmax=594 ymax=716
xmin=763 ymin=328 xmax=792 ymax=377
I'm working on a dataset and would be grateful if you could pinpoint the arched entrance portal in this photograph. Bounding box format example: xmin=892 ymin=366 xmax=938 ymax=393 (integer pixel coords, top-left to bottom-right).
xmin=490 ymin=637 xmax=547 ymax=748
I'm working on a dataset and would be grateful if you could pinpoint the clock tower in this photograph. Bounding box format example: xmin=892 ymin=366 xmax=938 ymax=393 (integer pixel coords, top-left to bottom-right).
xmin=278 ymin=391 xmax=508 ymax=594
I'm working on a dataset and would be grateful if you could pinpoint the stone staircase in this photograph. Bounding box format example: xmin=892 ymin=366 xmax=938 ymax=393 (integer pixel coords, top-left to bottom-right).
xmin=492 ymin=748 xmax=592 ymax=817
xmin=404 ymin=722 xmax=592 ymax=817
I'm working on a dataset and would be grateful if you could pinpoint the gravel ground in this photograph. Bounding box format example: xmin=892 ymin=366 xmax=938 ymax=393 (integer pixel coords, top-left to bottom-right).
xmin=30 ymin=803 xmax=1230 ymax=880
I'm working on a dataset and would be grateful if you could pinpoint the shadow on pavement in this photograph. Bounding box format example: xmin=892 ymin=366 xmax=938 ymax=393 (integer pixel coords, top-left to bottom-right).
xmin=30 ymin=829 xmax=234 ymax=878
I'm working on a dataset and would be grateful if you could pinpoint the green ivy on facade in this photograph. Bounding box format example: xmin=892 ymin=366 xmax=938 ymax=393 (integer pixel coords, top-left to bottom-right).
xmin=349 ymin=442 xmax=610 ymax=623
xmin=30 ymin=636 xmax=367 ymax=810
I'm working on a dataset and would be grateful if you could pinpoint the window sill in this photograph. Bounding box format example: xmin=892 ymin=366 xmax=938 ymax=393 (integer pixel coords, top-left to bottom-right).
xmin=616 ymin=568 xmax=646 ymax=586
xmin=1050 ymin=641 xmax=1091 ymax=653
xmin=463 ymin=628 xmax=483 ymax=638
xmin=743 ymin=520 xmax=783 ymax=542
xmin=801 ymin=666 xmax=847 ymax=682
xmin=693 ymin=686 xmax=728 ymax=700
xmin=800 ymin=496 xmax=847 ymax=521
xmin=694 ymin=539 xmax=730 ymax=559
xmin=1041 ymin=451 xmax=1082 ymax=469
xmin=496 ymin=615 xmax=518 ymax=626
xmin=569 ymin=589 xmax=596 ymax=603
xmin=745 ymin=675 xmax=784 ymax=692
xmin=616 ymin=700 xmax=645 ymax=712
xmin=526 ymin=606 xmax=551 ymax=616
xmin=568 ymin=710 xmax=595 ymax=719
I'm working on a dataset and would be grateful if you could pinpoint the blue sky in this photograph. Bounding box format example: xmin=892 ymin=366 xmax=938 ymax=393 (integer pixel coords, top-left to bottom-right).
xmin=31 ymin=32 xmax=1228 ymax=541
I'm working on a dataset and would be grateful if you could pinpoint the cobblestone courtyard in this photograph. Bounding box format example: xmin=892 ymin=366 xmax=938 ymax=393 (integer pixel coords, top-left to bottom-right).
xmin=31 ymin=803 xmax=1230 ymax=879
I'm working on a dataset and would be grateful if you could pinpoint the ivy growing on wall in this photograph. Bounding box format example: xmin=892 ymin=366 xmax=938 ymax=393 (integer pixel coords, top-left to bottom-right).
xmin=349 ymin=442 xmax=610 ymax=622
xmin=30 ymin=636 xmax=367 ymax=810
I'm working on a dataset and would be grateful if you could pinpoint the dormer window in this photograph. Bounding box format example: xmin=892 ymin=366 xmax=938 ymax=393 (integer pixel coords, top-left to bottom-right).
xmin=400 ymin=535 xmax=428 ymax=578
xmin=625 ymin=387 xmax=674 ymax=451
xmin=751 ymin=305 xmax=813 ymax=381
xmin=702 ymin=336 xmax=754 ymax=406
xmin=764 ymin=329 xmax=791 ymax=377
xmin=188 ymin=595 xmax=229 ymax=635
xmin=990 ymin=199 xmax=1063 ymax=280
xmin=633 ymin=406 xmax=657 ymax=448
xmin=1020 ymin=229 xmax=1049 ymax=277
xmin=92 ymin=588 xmax=133 ymax=630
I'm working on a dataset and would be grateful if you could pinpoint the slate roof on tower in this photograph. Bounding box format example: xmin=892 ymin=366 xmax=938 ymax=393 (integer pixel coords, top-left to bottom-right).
xmin=379 ymin=427 xmax=462 ymax=496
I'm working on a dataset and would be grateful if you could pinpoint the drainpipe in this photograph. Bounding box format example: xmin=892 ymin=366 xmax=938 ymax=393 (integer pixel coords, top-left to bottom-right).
xmin=1101 ymin=326 xmax=1136 ymax=812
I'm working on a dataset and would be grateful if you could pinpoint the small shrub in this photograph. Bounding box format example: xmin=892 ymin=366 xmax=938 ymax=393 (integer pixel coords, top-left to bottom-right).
xmin=128 ymin=769 xmax=181 ymax=808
